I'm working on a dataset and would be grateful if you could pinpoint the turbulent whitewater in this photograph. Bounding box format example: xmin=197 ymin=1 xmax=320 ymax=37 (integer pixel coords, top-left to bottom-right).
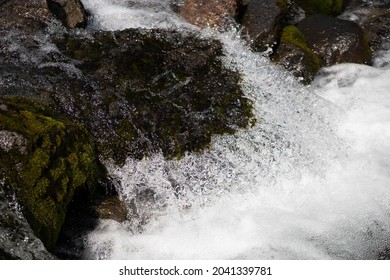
xmin=81 ymin=0 xmax=390 ymax=259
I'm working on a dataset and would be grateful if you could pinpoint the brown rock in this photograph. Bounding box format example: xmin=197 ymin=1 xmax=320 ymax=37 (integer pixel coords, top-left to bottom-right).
xmin=180 ymin=0 xmax=239 ymax=28
xmin=296 ymin=14 xmax=371 ymax=66
xmin=241 ymin=0 xmax=287 ymax=51
xmin=96 ymin=196 xmax=128 ymax=223
xmin=0 ymin=0 xmax=52 ymax=32
xmin=46 ymin=0 xmax=87 ymax=28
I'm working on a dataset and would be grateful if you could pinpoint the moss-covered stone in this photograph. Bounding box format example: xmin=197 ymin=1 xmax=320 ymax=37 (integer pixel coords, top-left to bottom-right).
xmin=1 ymin=25 xmax=254 ymax=166
xmin=0 ymin=96 xmax=103 ymax=249
xmin=53 ymin=29 xmax=254 ymax=164
xmin=293 ymin=0 xmax=343 ymax=16
xmin=273 ymin=25 xmax=321 ymax=83
xmin=296 ymin=14 xmax=372 ymax=66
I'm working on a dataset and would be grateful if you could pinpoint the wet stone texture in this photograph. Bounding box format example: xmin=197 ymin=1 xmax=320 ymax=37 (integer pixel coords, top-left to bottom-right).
xmin=0 ymin=183 xmax=55 ymax=260
xmin=46 ymin=0 xmax=87 ymax=28
xmin=296 ymin=14 xmax=371 ymax=66
xmin=179 ymin=0 xmax=239 ymax=29
xmin=0 ymin=0 xmax=254 ymax=259
xmin=241 ymin=0 xmax=287 ymax=51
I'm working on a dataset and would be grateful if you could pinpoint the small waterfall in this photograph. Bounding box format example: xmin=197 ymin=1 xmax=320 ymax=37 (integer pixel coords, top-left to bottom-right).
xmin=81 ymin=0 xmax=390 ymax=259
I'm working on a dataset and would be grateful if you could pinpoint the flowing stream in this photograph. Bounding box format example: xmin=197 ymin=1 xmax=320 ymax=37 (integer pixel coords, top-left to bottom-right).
xmin=81 ymin=0 xmax=390 ymax=259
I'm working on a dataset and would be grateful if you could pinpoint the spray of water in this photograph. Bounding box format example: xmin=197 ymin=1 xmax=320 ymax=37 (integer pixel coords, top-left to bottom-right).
xmin=81 ymin=0 xmax=390 ymax=259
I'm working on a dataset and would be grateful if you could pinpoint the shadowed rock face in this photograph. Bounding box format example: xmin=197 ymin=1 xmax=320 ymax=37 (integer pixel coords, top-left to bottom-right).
xmin=241 ymin=0 xmax=287 ymax=51
xmin=179 ymin=0 xmax=239 ymax=28
xmin=96 ymin=196 xmax=128 ymax=223
xmin=0 ymin=96 xmax=103 ymax=250
xmin=296 ymin=14 xmax=371 ymax=66
xmin=0 ymin=183 xmax=55 ymax=260
xmin=46 ymin=0 xmax=87 ymax=28
xmin=0 ymin=26 xmax=254 ymax=164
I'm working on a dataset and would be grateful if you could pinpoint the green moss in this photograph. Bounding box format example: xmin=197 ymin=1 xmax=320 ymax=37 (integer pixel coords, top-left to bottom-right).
xmin=53 ymin=30 xmax=255 ymax=164
xmin=281 ymin=25 xmax=321 ymax=75
xmin=294 ymin=0 xmax=343 ymax=16
xmin=0 ymin=96 xmax=103 ymax=249
xmin=276 ymin=0 xmax=289 ymax=11
xmin=281 ymin=26 xmax=308 ymax=51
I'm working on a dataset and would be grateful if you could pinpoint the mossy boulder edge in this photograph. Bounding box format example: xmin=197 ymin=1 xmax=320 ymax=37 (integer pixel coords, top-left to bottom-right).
xmin=273 ymin=25 xmax=321 ymax=83
xmin=0 ymin=96 xmax=103 ymax=249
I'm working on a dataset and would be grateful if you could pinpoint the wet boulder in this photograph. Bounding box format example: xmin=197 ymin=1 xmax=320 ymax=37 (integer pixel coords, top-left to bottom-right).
xmin=0 ymin=97 xmax=103 ymax=250
xmin=341 ymin=1 xmax=390 ymax=52
xmin=57 ymin=29 xmax=254 ymax=163
xmin=95 ymin=196 xmax=128 ymax=223
xmin=0 ymin=0 xmax=53 ymax=33
xmin=0 ymin=184 xmax=55 ymax=259
xmin=296 ymin=14 xmax=371 ymax=66
xmin=241 ymin=0 xmax=288 ymax=51
xmin=179 ymin=0 xmax=239 ymax=29
xmin=273 ymin=25 xmax=321 ymax=84
xmin=292 ymin=0 xmax=343 ymax=16
xmin=46 ymin=0 xmax=87 ymax=28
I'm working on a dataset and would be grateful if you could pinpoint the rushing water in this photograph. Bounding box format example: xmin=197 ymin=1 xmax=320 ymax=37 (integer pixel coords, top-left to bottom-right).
xmin=81 ymin=0 xmax=390 ymax=259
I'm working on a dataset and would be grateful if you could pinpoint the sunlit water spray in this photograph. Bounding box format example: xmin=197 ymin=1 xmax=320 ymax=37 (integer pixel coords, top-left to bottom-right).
xmin=81 ymin=0 xmax=390 ymax=259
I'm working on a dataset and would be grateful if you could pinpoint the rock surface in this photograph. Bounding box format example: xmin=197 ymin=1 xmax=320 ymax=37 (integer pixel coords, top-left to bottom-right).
xmin=0 ymin=184 xmax=55 ymax=259
xmin=95 ymin=196 xmax=128 ymax=223
xmin=0 ymin=0 xmax=52 ymax=33
xmin=273 ymin=25 xmax=321 ymax=84
xmin=296 ymin=14 xmax=371 ymax=66
xmin=0 ymin=0 xmax=254 ymax=258
xmin=241 ymin=0 xmax=287 ymax=51
xmin=46 ymin=0 xmax=87 ymax=28
xmin=0 ymin=26 xmax=254 ymax=164
xmin=180 ymin=0 xmax=239 ymax=28
xmin=0 ymin=97 xmax=103 ymax=250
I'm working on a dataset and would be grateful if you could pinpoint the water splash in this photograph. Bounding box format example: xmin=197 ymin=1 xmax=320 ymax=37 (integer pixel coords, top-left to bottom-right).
xmin=82 ymin=0 xmax=194 ymax=30
xmin=82 ymin=0 xmax=390 ymax=259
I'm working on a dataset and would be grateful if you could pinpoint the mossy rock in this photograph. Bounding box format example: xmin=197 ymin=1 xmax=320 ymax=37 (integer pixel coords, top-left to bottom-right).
xmin=0 ymin=96 xmax=103 ymax=249
xmin=296 ymin=14 xmax=372 ymax=66
xmin=53 ymin=29 xmax=255 ymax=164
xmin=293 ymin=0 xmax=343 ymax=16
xmin=1 ymin=26 xmax=254 ymax=166
xmin=273 ymin=25 xmax=321 ymax=83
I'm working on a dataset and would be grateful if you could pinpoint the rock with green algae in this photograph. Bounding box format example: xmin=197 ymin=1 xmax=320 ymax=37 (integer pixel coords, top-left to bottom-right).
xmin=296 ymin=14 xmax=371 ymax=66
xmin=292 ymin=0 xmax=343 ymax=16
xmin=0 ymin=96 xmax=103 ymax=250
xmin=51 ymin=29 xmax=255 ymax=164
xmin=273 ymin=25 xmax=321 ymax=84
xmin=0 ymin=14 xmax=254 ymax=166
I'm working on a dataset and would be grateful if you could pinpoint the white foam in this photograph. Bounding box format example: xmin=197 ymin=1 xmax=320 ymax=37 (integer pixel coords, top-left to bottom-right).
xmin=82 ymin=0 xmax=194 ymax=30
